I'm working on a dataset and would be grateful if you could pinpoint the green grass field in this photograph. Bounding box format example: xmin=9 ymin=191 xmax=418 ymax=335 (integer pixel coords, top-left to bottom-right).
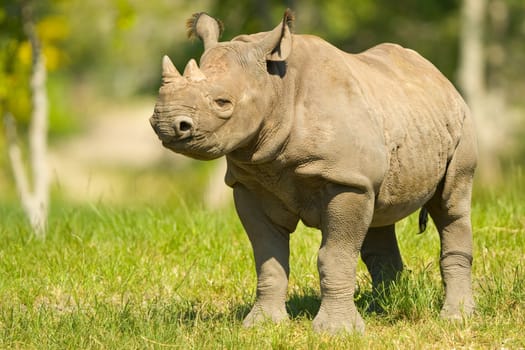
xmin=1 ymin=171 xmax=524 ymax=349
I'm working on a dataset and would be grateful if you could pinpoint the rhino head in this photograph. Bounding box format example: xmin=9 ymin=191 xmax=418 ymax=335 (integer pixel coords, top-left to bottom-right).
xmin=150 ymin=10 xmax=293 ymax=160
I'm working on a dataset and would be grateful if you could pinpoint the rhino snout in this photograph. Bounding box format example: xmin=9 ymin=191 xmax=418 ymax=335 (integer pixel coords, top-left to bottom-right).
xmin=150 ymin=115 xmax=194 ymax=143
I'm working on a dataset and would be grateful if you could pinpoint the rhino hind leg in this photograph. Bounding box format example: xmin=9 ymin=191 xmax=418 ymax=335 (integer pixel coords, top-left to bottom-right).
xmin=361 ymin=224 xmax=403 ymax=312
xmin=426 ymin=195 xmax=475 ymax=319
xmin=426 ymin=117 xmax=477 ymax=320
xmin=361 ymin=224 xmax=403 ymax=287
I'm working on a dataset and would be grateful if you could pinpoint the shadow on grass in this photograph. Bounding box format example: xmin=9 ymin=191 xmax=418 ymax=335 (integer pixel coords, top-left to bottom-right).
xmin=171 ymin=288 xmax=383 ymax=326
xmin=285 ymin=287 xmax=378 ymax=320
xmin=170 ymin=282 xmax=428 ymax=326
xmin=286 ymin=292 xmax=321 ymax=319
xmin=202 ymin=287 xmax=378 ymax=322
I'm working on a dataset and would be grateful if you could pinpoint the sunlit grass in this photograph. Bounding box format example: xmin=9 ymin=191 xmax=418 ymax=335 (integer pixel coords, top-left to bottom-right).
xmin=0 ymin=170 xmax=524 ymax=348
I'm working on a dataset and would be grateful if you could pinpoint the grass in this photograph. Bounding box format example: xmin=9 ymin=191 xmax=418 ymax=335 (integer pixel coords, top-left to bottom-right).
xmin=0 ymin=172 xmax=524 ymax=349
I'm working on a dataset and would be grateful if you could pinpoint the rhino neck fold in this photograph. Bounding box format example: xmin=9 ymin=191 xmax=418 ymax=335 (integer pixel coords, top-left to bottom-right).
xmin=229 ymin=114 xmax=292 ymax=164
xmin=229 ymin=80 xmax=294 ymax=165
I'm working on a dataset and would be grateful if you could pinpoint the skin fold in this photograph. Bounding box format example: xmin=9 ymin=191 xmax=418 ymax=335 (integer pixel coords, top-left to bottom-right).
xmin=150 ymin=10 xmax=477 ymax=334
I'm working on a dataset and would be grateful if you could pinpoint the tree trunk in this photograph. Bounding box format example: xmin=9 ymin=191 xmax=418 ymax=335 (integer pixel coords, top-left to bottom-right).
xmin=458 ymin=0 xmax=504 ymax=183
xmin=459 ymin=0 xmax=486 ymax=106
xmin=4 ymin=1 xmax=50 ymax=238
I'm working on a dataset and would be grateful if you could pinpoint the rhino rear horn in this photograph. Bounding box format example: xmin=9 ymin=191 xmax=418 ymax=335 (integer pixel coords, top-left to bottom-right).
xmin=186 ymin=12 xmax=224 ymax=51
xmin=183 ymin=59 xmax=206 ymax=82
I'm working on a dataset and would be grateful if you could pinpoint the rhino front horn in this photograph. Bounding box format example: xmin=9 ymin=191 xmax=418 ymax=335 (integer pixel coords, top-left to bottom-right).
xmin=162 ymin=55 xmax=181 ymax=79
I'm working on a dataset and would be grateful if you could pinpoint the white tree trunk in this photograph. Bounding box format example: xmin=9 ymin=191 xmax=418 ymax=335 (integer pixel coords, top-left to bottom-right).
xmin=459 ymin=0 xmax=486 ymax=106
xmin=458 ymin=0 xmax=506 ymax=182
xmin=4 ymin=2 xmax=50 ymax=238
xmin=28 ymin=32 xmax=50 ymax=235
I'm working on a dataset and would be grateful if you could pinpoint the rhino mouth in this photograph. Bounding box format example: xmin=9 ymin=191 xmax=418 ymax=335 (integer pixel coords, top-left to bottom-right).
xmin=162 ymin=133 xmax=224 ymax=160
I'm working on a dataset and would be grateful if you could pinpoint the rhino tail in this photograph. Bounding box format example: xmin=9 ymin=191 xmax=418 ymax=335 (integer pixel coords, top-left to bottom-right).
xmin=418 ymin=207 xmax=429 ymax=234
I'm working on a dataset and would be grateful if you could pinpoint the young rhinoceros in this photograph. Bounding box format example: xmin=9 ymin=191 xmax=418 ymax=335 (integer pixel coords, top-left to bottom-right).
xmin=150 ymin=10 xmax=477 ymax=334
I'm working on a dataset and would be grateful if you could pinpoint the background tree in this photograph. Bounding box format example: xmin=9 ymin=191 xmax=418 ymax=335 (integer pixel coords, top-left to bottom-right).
xmin=1 ymin=0 xmax=65 ymax=237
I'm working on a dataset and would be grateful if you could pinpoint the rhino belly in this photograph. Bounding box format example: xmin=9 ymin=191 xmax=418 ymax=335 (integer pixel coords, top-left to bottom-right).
xmin=371 ymin=196 xmax=434 ymax=227
xmin=371 ymin=141 xmax=448 ymax=227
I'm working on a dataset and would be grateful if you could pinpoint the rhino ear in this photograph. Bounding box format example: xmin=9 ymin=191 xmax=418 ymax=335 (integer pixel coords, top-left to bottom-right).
xmin=186 ymin=12 xmax=224 ymax=51
xmin=261 ymin=9 xmax=294 ymax=61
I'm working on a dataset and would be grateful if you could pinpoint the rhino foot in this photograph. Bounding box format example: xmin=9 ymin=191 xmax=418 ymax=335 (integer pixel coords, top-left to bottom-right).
xmin=312 ymin=306 xmax=365 ymax=335
xmin=439 ymin=252 xmax=475 ymax=321
xmin=242 ymin=302 xmax=289 ymax=327
xmin=440 ymin=299 xmax=475 ymax=321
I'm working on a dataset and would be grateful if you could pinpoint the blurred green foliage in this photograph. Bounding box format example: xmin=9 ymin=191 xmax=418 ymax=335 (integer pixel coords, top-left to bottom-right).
xmin=1 ymin=1 xmax=30 ymax=126
xmin=210 ymin=0 xmax=461 ymax=78
xmin=0 ymin=0 xmax=524 ymax=199
xmin=2 ymin=0 xmax=525 ymax=129
xmin=0 ymin=0 xmax=69 ymax=126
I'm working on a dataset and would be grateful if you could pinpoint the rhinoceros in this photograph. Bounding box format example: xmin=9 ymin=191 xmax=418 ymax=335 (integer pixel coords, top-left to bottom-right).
xmin=150 ymin=10 xmax=477 ymax=334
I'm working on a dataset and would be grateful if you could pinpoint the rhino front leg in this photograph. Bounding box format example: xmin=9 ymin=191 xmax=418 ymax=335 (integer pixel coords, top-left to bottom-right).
xmin=313 ymin=185 xmax=374 ymax=334
xmin=233 ymin=185 xmax=291 ymax=327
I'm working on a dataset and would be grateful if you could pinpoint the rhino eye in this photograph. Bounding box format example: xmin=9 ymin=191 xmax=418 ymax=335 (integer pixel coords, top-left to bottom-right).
xmin=214 ymin=98 xmax=231 ymax=108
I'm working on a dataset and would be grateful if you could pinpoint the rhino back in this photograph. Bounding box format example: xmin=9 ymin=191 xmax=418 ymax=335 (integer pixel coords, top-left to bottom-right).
xmin=283 ymin=37 xmax=468 ymax=225
xmin=350 ymin=43 xmax=468 ymax=224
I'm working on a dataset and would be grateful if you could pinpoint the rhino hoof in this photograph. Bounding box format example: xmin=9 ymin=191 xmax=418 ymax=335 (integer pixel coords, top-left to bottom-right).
xmin=440 ymin=302 xmax=475 ymax=321
xmin=312 ymin=310 xmax=365 ymax=335
xmin=242 ymin=304 xmax=288 ymax=327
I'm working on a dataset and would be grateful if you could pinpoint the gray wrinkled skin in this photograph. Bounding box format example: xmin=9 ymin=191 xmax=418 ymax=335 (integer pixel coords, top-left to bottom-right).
xmin=150 ymin=11 xmax=477 ymax=334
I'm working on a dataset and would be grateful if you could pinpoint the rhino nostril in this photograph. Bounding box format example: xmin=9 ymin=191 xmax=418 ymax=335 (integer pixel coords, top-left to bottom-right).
xmin=179 ymin=121 xmax=192 ymax=132
xmin=172 ymin=116 xmax=194 ymax=139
